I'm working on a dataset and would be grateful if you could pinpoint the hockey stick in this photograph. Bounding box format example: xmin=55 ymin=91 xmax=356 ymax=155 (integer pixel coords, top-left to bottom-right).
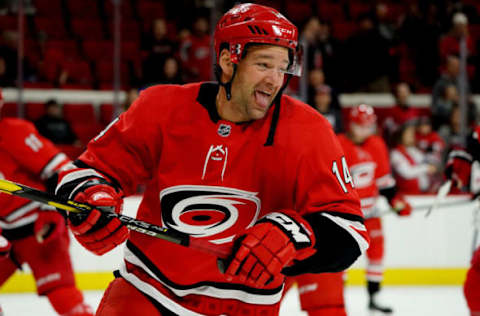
xmin=425 ymin=180 xmax=452 ymax=217
xmin=378 ymin=196 xmax=473 ymax=217
xmin=0 ymin=179 xmax=231 ymax=271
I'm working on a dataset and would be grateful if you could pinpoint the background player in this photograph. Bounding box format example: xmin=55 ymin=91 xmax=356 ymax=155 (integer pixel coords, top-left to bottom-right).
xmin=0 ymin=89 xmax=93 ymax=316
xmin=444 ymin=125 xmax=480 ymax=316
xmin=288 ymin=104 xmax=412 ymax=316
xmin=55 ymin=3 xmax=370 ymax=316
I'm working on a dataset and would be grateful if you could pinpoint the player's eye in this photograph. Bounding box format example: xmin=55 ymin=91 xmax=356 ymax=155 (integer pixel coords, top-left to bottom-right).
xmin=255 ymin=62 xmax=269 ymax=70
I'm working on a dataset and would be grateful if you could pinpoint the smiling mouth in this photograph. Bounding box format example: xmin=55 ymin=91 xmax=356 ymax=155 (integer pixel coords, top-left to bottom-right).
xmin=254 ymin=90 xmax=272 ymax=109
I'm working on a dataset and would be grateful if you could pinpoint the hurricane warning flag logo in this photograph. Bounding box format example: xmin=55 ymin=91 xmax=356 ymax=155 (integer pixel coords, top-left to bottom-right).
xmin=160 ymin=185 xmax=261 ymax=244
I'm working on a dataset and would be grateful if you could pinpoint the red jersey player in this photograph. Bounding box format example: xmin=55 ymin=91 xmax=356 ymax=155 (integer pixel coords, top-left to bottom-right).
xmin=287 ymin=104 xmax=412 ymax=316
xmin=445 ymin=125 xmax=480 ymax=316
xmin=55 ymin=4 xmax=369 ymax=316
xmin=0 ymin=90 xmax=93 ymax=316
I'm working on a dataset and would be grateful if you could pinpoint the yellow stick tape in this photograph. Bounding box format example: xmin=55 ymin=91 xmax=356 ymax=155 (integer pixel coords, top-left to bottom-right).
xmin=0 ymin=268 xmax=467 ymax=293
xmin=0 ymin=179 xmax=22 ymax=194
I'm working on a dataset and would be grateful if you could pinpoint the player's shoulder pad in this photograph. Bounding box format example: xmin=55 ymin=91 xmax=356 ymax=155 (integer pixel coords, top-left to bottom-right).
xmin=135 ymin=83 xmax=203 ymax=120
xmin=280 ymin=94 xmax=333 ymax=132
xmin=0 ymin=117 xmax=36 ymax=136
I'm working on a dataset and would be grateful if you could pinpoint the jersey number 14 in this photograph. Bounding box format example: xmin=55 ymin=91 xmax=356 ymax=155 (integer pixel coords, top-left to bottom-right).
xmin=332 ymin=156 xmax=354 ymax=193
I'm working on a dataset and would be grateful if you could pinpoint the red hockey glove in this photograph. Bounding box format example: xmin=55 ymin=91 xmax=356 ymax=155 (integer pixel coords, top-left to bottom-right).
xmin=391 ymin=195 xmax=412 ymax=216
xmin=0 ymin=228 xmax=11 ymax=258
xmin=69 ymin=180 xmax=129 ymax=255
xmin=445 ymin=150 xmax=472 ymax=190
xmin=34 ymin=210 xmax=66 ymax=244
xmin=225 ymin=211 xmax=315 ymax=288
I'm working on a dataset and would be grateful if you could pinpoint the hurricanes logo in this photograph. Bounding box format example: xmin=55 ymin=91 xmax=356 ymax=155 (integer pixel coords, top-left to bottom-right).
xmin=160 ymin=185 xmax=260 ymax=244
xmin=350 ymin=162 xmax=376 ymax=189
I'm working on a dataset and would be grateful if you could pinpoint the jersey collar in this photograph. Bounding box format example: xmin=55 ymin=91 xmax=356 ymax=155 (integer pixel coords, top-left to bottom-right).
xmin=197 ymin=82 xmax=221 ymax=123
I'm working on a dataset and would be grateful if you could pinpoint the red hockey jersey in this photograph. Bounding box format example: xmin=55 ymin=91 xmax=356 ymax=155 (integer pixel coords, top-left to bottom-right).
xmin=58 ymin=83 xmax=369 ymax=315
xmin=0 ymin=118 xmax=69 ymax=236
xmin=337 ymin=134 xmax=395 ymax=218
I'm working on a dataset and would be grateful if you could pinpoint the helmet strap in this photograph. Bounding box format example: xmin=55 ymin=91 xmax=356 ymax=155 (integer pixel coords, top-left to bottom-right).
xmin=264 ymin=74 xmax=292 ymax=146
xmin=215 ymin=63 xmax=237 ymax=101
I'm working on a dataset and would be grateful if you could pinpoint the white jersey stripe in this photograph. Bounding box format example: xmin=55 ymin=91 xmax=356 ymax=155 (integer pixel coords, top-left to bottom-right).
xmin=4 ymin=202 xmax=41 ymax=222
xmin=321 ymin=213 xmax=369 ymax=254
xmin=40 ymin=153 xmax=68 ymax=180
xmin=56 ymin=169 xmax=104 ymax=194
xmin=118 ymin=263 xmax=206 ymax=316
xmin=123 ymin=246 xmax=284 ymax=305
xmin=0 ymin=213 xmax=38 ymax=229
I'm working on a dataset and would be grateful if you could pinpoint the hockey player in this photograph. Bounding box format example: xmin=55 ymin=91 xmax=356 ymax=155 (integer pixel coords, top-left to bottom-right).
xmin=55 ymin=4 xmax=370 ymax=316
xmin=0 ymin=90 xmax=93 ymax=316
xmin=445 ymin=125 xmax=480 ymax=316
xmin=288 ymin=104 xmax=412 ymax=316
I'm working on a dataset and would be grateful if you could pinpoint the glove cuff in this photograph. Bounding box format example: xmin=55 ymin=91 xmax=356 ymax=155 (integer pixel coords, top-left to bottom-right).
xmin=257 ymin=210 xmax=314 ymax=250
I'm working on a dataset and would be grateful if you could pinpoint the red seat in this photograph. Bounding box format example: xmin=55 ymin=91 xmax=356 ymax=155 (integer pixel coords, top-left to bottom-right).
xmin=25 ymin=103 xmax=45 ymax=121
xmin=66 ymin=0 xmax=100 ymax=18
xmin=137 ymin=1 xmax=166 ymax=23
xmin=103 ymin=0 xmax=136 ymax=20
xmin=61 ymin=60 xmax=93 ymax=86
xmin=59 ymin=83 xmax=94 ymax=90
xmin=35 ymin=0 xmax=63 ymax=17
xmin=349 ymin=3 xmax=372 ymax=20
xmin=100 ymin=103 xmax=114 ymax=125
xmin=45 ymin=40 xmax=79 ymax=59
xmin=331 ymin=22 xmax=356 ymax=41
xmin=318 ymin=3 xmax=345 ymax=21
xmin=71 ymin=123 xmax=103 ymax=145
xmin=107 ymin=20 xmax=141 ymax=42
xmin=63 ymin=103 xmax=96 ymax=123
xmin=95 ymin=60 xmax=129 ymax=85
xmin=55 ymin=144 xmax=84 ymax=160
xmin=82 ymin=40 xmax=114 ymax=61
xmin=1 ymin=103 xmax=17 ymax=117
xmin=35 ymin=17 xmax=69 ymax=40
xmin=121 ymin=41 xmax=139 ymax=61
xmin=285 ymin=1 xmax=313 ymax=24
xmin=0 ymin=16 xmax=18 ymax=31
xmin=23 ymin=82 xmax=55 ymax=89
xmin=71 ymin=19 xmax=104 ymax=40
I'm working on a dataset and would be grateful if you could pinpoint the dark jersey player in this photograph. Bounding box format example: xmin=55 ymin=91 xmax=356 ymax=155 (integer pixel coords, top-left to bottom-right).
xmin=55 ymin=4 xmax=370 ymax=316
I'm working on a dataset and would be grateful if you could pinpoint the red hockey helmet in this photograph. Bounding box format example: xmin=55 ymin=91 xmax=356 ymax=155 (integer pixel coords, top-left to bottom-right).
xmin=214 ymin=3 xmax=302 ymax=76
xmin=349 ymin=104 xmax=377 ymax=127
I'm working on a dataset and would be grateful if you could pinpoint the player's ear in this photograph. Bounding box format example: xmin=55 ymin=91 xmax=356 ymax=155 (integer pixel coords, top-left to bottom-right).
xmin=219 ymin=49 xmax=234 ymax=81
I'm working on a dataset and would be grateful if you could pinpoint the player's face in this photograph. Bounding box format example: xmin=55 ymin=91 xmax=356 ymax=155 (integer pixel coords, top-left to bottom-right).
xmin=231 ymin=45 xmax=289 ymax=121
xmin=350 ymin=123 xmax=375 ymax=144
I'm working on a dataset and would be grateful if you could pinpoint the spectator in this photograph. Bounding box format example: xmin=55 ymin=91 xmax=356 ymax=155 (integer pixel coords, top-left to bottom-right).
xmin=312 ymin=84 xmax=343 ymax=133
xmin=432 ymin=55 xmax=476 ymax=130
xmin=179 ymin=15 xmax=212 ymax=82
xmin=302 ymin=17 xmax=343 ymax=89
xmin=382 ymin=82 xmax=421 ymax=142
xmin=142 ymin=19 xmax=178 ymax=86
xmin=439 ymin=12 xmax=476 ymax=77
xmin=345 ymin=13 xmax=392 ymax=92
xmin=397 ymin=3 xmax=442 ymax=87
xmin=416 ymin=116 xmax=445 ymax=165
xmin=158 ymin=56 xmax=183 ymax=85
xmin=35 ymin=100 xmax=79 ymax=145
xmin=390 ymin=123 xmax=438 ymax=194
xmin=439 ymin=103 xmax=476 ymax=149
xmin=0 ymin=31 xmax=18 ymax=87
xmin=373 ymin=2 xmax=396 ymax=43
